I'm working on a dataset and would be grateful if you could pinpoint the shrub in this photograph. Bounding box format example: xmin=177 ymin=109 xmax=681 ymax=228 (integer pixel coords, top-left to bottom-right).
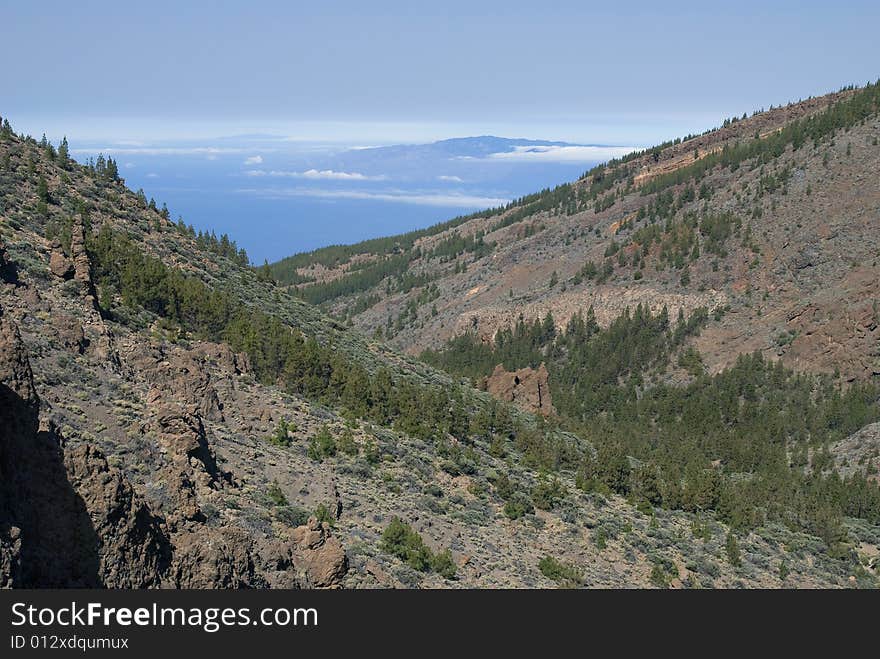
xmin=380 ymin=517 xmax=456 ymax=579
xmin=267 ymin=481 xmax=288 ymax=506
xmin=314 ymin=503 xmax=335 ymax=526
xmin=337 ymin=428 xmax=358 ymax=456
xmin=532 ymin=474 xmax=566 ymax=510
xmin=431 ymin=549 xmax=457 ymax=579
xmin=503 ymin=492 xmax=535 ymax=520
xmin=494 ymin=472 xmax=514 ymax=500
xmin=650 ymin=563 xmax=670 ymax=588
xmin=538 ymin=556 xmax=584 ymax=586
xmin=307 ymin=425 xmax=337 ymax=462
xmin=380 ymin=517 xmax=433 ymax=571
xmin=267 ymin=419 xmax=295 ymax=447
xmin=725 ymin=531 xmax=742 ymax=568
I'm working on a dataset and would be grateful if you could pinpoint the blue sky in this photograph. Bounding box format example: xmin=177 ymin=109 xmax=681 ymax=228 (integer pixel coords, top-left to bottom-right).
xmin=4 ymin=1 xmax=878 ymax=145
xmin=3 ymin=1 xmax=878 ymax=261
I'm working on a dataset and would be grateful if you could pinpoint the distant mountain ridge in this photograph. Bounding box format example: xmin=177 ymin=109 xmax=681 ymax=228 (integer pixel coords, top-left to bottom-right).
xmin=346 ymin=135 xmax=591 ymax=158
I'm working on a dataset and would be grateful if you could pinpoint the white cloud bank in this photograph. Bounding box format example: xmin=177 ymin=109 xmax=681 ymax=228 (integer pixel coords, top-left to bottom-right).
xmin=487 ymin=144 xmax=639 ymax=163
xmin=245 ymin=169 xmax=387 ymax=181
xmin=239 ymin=187 xmax=508 ymax=208
xmin=244 ymin=155 xmax=263 ymax=165
xmin=71 ymin=146 xmax=257 ymax=156
xmin=437 ymin=175 xmax=464 ymax=183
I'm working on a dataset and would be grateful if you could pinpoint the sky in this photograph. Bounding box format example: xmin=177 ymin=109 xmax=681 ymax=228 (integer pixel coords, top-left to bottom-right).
xmin=2 ymin=1 xmax=878 ymax=260
xmin=4 ymin=0 xmax=878 ymax=144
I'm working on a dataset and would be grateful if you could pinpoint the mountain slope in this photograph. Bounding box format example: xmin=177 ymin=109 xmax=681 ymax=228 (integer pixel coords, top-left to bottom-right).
xmin=276 ymin=84 xmax=879 ymax=383
xmin=2 ymin=83 xmax=880 ymax=589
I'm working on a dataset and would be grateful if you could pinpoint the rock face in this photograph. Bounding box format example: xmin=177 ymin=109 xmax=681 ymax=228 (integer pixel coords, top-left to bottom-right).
xmin=454 ymin=287 xmax=727 ymax=347
xmin=485 ymin=362 xmax=555 ymax=415
xmin=0 ymin=306 xmax=347 ymax=589
xmin=52 ymin=314 xmax=87 ymax=354
xmin=61 ymin=444 xmax=171 ymax=587
xmin=70 ymin=217 xmax=94 ymax=293
xmin=134 ymin=344 xmax=226 ymax=422
xmin=0 ymin=308 xmax=168 ymax=587
xmin=0 ymin=306 xmax=37 ymax=406
xmin=48 ymin=241 xmax=73 ymax=280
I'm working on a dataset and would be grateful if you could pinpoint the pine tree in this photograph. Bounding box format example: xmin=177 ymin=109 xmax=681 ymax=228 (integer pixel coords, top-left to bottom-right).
xmin=106 ymin=157 xmax=119 ymax=181
xmin=725 ymin=532 xmax=742 ymax=568
xmin=36 ymin=175 xmax=50 ymax=203
xmin=257 ymin=260 xmax=275 ymax=284
xmin=57 ymin=136 xmax=70 ymax=166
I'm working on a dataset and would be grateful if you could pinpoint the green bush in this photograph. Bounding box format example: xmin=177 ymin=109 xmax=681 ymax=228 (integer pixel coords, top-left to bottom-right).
xmin=532 ymin=474 xmax=566 ymax=510
xmin=431 ymin=549 xmax=457 ymax=579
xmin=267 ymin=419 xmax=295 ymax=447
xmin=314 ymin=503 xmax=335 ymax=526
xmin=503 ymin=492 xmax=535 ymax=520
xmin=380 ymin=517 xmax=456 ymax=579
xmin=307 ymin=425 xmax=337 ymax=462
xmin=650 ymin=563 xmax=670 ymax=588
xmin=337 ymin=428 xmax=358 ymax=456
xmin=267 ymin=481 xmax=288 ymax=507
xmin=538 ymin=556 xmax=583 ymax=586
xmin=380 ymin=518 xmax=433 ymax=572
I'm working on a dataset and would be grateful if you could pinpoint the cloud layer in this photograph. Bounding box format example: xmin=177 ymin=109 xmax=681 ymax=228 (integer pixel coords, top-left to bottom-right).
xmin=239 ymin=187 xmax=508 ymax=208
xmin=487 ymin=144 xmax=638 ymax=163
xmin=245 ymin=168 xmax=387 ymax=181
xmin=71 ymin=146 xmax=258 ymax=156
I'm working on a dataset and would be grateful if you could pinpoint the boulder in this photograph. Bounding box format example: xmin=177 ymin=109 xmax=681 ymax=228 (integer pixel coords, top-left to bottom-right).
xmin=48 ymin=246 xmax=73 ymax=280
xmin=290 ymin=517 xmax=348 ymax=588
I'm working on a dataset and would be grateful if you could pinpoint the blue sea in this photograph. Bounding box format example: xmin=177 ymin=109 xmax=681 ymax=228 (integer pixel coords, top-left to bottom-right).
xmin=71 ymin=136 xmax=629 ymax=263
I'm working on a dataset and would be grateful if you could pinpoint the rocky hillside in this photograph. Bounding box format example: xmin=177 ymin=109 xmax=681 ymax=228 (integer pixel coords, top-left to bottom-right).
xmin=1 ymin=82 xmax=880 ymax=589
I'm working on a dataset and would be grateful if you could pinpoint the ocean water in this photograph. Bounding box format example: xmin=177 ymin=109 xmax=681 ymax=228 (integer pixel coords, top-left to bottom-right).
xmin=71 ymin=136 xmax=613 ymax=263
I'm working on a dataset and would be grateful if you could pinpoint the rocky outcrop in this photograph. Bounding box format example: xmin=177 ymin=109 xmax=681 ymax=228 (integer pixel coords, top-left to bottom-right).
xmin=48 ymin=241 xmax=73 ymax=280
xmin=454 ymin=286 xmax=727 ymax=347
xmin=144 ymin=392 xmax=231 ymax=525
xmin=831 ymin=422 xmax=880 ymax=481
xmin=0 ymin=307 xmax=33 ymax=587
xmin=135 ymin=345 xmax=225 ymax=421
xmin=62 ymin=444 xmax=171 ymax=587
xmin=52 ymin=314 xmax=87 ymax=354
xmin=169 ymin=519 xmax=348 ymax=589
xmin=0 ymin=308 xmax=169 ymax=587
xmin=0 ymin=306 xmax=37 ymax=406
xmin=290 ymin=517 xmax=348 ymax=588
xmin=55 ymin=217 xmax=124 ymax=371
xmin=486 ymin=362 xmax=555 ymax=415
xmin=191 ymin=342 xmax=250 ymax=378
xmin=70 ymin=216 xmax=94 ymax=295
xmin=0 ymin=305 xmax=347 ymax=589
xmin=169 ymin=527 xmax=263 ymax=588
